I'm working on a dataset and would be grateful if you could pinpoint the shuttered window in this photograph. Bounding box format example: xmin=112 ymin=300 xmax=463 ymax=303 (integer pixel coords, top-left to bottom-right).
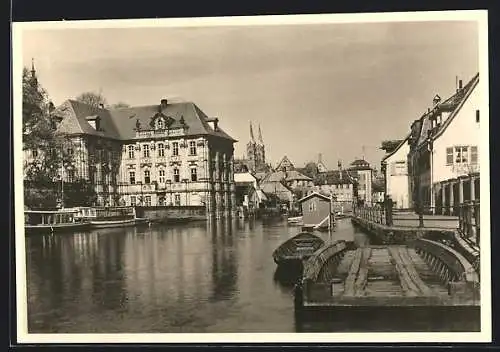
xmin=446 ymin=147 xmax=453 ymax=165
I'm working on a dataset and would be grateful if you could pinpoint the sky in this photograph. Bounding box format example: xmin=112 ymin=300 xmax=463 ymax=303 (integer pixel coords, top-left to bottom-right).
xmin=20 ymin=19 xmax=479 ymax=170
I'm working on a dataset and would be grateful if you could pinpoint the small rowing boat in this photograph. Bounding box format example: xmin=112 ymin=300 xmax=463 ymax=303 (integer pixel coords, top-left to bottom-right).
xmin=272 ymin=232 xmax=325 ymax=266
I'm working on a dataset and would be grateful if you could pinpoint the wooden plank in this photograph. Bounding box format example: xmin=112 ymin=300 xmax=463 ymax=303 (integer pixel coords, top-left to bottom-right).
xmin=400 ymin=247 xmax=433 ymax=296
xmin=389 ymin=247 xmax=419 ymax=297
xmin=343 ymin=248 xmax=363 ymax=296
xmin=354 ymin=247 xmax=372 ymax=296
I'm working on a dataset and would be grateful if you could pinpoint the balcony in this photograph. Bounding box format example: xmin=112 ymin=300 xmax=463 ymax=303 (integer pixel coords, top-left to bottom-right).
xmin=134 ymin=128 xmax=185 ymax=139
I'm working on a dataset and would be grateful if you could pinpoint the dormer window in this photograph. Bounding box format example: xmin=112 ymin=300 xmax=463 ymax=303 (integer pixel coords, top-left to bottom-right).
xmin=86 ymin=115 xmax=101 ymax=131
xmin=156 ymin=118 xmax=164 ymax=130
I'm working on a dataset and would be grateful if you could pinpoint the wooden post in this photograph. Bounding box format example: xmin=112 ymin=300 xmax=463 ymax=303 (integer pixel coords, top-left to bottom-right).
xmin=474 ymin=201 xmax=480 ymax=247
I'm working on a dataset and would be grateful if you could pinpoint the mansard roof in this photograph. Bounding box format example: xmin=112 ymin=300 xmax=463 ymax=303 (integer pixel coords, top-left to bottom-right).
xmin=52 ymin=99 xmax=237 ymax=142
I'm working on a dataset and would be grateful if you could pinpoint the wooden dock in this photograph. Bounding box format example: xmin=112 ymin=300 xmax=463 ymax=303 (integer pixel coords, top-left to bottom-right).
xmin=296 ymin=240 xmax=480 ymax=310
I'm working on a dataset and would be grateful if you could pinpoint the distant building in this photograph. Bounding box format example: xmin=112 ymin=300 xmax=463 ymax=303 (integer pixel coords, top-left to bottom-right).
xmin=381 ymin=137 xmax=411 ymax=209
xmin=297 ymin=192 xmax=333 ymax=228
xmin=313 ymin=161 xmax=356 ymax=203
xmin=234 ymin=172 xmax=258 ymax=208
xmin=275 ymin=155 xmax=295 ymax=172
xmin=316 ymin=153 xmax=328 ymax=173
xmin=347 ymin=159 xmax=373 ymax=204
xmin=407 ymin=73 xmax=480 ymax=214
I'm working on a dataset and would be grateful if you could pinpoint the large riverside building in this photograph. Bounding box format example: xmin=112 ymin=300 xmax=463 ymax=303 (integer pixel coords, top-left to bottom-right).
xmin=25 ymin=98 xmax=238 ymax=218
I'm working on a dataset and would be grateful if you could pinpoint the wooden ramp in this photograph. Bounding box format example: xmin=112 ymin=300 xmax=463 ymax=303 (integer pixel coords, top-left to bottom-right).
xmin=318 ymin=245 xmax=448 ymax=304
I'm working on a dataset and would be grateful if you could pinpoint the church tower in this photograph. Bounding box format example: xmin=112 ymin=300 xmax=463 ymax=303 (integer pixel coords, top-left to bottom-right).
xmin=246 ymin=122 xmax=257 ymax=172
xmin=255 ymin=124 xmax=266 ymax=171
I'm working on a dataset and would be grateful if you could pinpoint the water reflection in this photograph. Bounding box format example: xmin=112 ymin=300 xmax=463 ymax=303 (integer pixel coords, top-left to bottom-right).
xmin=25 ymin=217 xmax=474 ymax=333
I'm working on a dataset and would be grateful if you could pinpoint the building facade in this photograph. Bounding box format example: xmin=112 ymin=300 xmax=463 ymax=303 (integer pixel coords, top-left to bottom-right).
xmin=25 ymin=97 xmax=238 ymax=218
xmin=381 ymin=137 xmax=411 ymax=209
xmin=348 ymin=159 xmax=373 ymax=204
xmin=407 ymin=73 xmax=480 ymax=214
xmin=313 ymin=161 xmax=356 ymax=203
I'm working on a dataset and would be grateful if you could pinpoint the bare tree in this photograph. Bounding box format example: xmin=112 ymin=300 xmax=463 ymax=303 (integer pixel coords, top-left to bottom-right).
xmin=75 ymin=91 xmax=108 ymax=110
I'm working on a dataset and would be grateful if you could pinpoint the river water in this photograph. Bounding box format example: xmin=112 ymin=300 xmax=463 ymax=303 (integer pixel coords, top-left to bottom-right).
xmin=25 ymin=217 xmax=479 ymax=333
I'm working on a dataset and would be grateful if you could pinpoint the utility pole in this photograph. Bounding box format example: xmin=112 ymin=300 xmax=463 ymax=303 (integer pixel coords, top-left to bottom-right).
xmin=60 ymin=163 xmax=65 ymax=209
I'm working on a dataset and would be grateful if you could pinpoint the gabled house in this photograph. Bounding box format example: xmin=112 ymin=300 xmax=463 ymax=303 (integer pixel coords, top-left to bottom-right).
xmin=407 ymin=73 xmax=480 ymax=214
xmin=381 ymin=136 xmax=411 ymax=209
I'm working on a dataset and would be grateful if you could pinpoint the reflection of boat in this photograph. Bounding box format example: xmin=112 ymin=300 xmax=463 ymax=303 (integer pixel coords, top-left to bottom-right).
xmin=71 ymin=206 xmax=149 ymax=229
xmin=272 ymin=232 xmax=325 ymax=265
xmin=24 ymin=209 xmax=91 ymax=235
xmin=287 ymin=216 xmax=303 ymax=225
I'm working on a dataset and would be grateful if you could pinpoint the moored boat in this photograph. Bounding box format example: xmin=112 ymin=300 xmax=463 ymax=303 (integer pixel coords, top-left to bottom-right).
xmin=287 ymin=216 xmax=303 ymax=225
xmin=71 ymin=206 xmax=149 ymax=229
xmin=272 ymin=232 xmax=325 ymax=265
xmin=24 ymin=209 xmax=91 ymax=235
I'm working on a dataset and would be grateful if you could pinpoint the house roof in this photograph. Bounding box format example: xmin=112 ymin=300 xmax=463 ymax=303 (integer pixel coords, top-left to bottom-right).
xmin=261 ymin=170 xmax=312 ymax=183
xmin=234 ymin=172 xmax=257 ymax=184
xmin=314 ymin=170 xmax=356 ymax=185
xmin=411 ymin=73 xmax=479 ymax=151
xmin=430 ymin=73 xmax=479 ymax=141
xmin=52 ymin=99 xmax=237 ymax=142
xmin=259 ymin=181 xmax=293 ymax=201
xmin=381 ymin=134 xmax=410 ymax=162
xmin=348 ymin=159 xmax=372 ymax=170
xmin=275 ymin=155 xmax=295 ymax=170
xmin=297 ymin=191 xmax=331 ymax=203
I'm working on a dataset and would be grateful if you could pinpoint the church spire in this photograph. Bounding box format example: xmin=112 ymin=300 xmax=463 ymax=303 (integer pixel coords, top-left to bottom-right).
xmin=249 ymin=121 xmax=255 ymax=143
xmin=30 ymin=57 xmax=38 ymax=86
xmin=258 ymin=124 xmax=264 ymax=145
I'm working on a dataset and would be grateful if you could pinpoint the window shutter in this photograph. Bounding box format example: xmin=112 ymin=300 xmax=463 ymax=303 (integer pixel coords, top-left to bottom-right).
xmin=446 ymin=147 xmax=453 ymax=165
xmin=471 ymin=146 xmax=478 ymax=164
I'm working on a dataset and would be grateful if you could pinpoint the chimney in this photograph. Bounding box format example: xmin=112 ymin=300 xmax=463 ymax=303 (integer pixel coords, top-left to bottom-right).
xmin=338 ymin=160 xmax=343 ymax=181
xmin=459 ymin=79 xmax=463 ymax=89
xmin=160 ymin=99 xmax=168 ymax=110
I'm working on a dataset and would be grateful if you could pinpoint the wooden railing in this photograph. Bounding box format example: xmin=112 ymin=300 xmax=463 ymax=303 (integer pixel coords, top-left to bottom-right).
xmin=458 ymin=201 xmax=480 ymax=248
xmin=353 ymin=203 xmax=388 ymax=225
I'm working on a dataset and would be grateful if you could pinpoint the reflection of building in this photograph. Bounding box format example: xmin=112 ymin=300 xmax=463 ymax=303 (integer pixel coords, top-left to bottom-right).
xmin=407 ymin=73 xmax=480 ymax=213
xmin=24 ymin=91 xmax=237 ymax=217
xmin=381 ymin=137 xmax=411 ymax=208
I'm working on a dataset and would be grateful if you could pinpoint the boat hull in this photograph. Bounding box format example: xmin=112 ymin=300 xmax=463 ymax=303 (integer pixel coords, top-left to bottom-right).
xmin=272 ymin=232 xmax=325 ymax=266
xmin=25 ymin=222 xmax=91 ymax=235
xmin=90 ymin=218 xmax=149 ymax=229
